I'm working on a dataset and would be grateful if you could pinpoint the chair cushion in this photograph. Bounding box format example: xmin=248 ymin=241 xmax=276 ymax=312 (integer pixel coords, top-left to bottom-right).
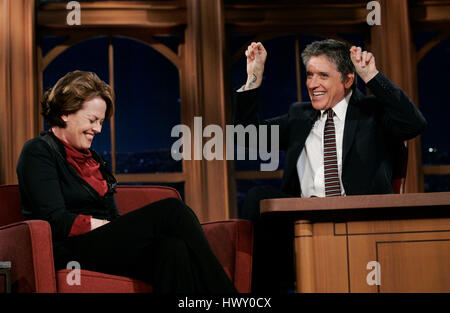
xmin=56 ymin=269 xmax=152 ymax=293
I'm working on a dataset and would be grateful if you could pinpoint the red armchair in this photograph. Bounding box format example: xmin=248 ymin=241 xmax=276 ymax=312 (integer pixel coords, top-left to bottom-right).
xmin=0 ymin=185 xmax=253 ymax=293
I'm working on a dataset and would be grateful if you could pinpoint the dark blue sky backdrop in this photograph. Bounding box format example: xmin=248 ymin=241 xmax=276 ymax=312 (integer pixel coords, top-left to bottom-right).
xmin=42 ymin=35 xmax=181 ymax=158
xmin=417 ymin=34 xmax=450 ymax=165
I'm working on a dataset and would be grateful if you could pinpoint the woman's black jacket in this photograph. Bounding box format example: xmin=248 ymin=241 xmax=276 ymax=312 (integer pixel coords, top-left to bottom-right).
xmin=16 ymin=131 xmax=120 ymax=244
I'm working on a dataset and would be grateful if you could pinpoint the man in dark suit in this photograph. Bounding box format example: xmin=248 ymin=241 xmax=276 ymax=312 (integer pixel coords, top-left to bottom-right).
xmin=234 ymin=39 xmax=426 ymax=292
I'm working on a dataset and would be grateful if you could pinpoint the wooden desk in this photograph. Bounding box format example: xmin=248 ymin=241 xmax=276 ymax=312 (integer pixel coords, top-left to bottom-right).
xmin=260 ymin=192 xmax=450 ymax=293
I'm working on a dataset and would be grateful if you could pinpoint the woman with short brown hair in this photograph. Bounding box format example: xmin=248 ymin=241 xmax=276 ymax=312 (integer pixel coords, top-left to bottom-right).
xmin=17 ymin=70 xmax=236 ymax=293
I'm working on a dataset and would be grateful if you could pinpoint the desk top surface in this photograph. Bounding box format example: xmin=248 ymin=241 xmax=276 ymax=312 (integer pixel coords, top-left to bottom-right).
xmin=260 ymin=192 xmax=450 ymax=220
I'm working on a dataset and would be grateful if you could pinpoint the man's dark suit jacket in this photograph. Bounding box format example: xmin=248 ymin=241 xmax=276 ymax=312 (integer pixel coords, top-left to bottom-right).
xmin=234 ymin=72 xmax=427 ymax=197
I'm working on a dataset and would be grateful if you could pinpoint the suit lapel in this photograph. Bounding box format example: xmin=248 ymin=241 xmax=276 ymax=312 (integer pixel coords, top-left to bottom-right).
xmin=294 ymin=107 xmax=319 ymax=154
xmin=281 ymin=106 xmax=319 ymax=195
xmin=285 ymin=107 xmax=319 ymax=178
xmin=342 ymin=89 xmax=363 ymax=163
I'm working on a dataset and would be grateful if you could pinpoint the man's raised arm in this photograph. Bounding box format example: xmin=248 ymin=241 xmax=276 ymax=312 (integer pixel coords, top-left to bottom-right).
xmin=240 ymin=42 xmax=267 ymax=91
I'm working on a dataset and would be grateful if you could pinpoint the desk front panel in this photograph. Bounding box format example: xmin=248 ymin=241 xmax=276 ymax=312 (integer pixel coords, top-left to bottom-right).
xmin=295 ymin=218 xmax=450 ymax=292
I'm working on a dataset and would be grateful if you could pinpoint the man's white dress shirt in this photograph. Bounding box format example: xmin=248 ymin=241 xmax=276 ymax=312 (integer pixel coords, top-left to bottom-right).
xmin=296 ymin=91 xmax=352 ymax=197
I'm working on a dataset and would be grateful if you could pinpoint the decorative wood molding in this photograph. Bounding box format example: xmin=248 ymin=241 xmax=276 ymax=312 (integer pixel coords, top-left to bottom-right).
xmin=225 ymin=3 xmax=368 ymax=25
xmin=179 ymin=0 xmax=239 ymax=222
xmin=416 ymin=31 xmax=450 ymax=63
xmin=37 ymin=1 xmax=187 ymax=32
xmin=423 ymin=165 xmax=450 ymax=176
xmin=42 ymin=32 xmax=181 ymax=70
xmin=181 ymin=0 xmax=207 ymax=222
xmin=371 ymin=0 xmax=424 ymax=193
xmin=295 ymin=220 xmax=316 ymax=292
xmin=224 ymin=2 xmax=378 ymax=49
xmin=42 ymin=33 xmax=92 ymax=69
xmin=124 ymin=34 xmax=181 ymax=69
xmin=194 ymin=0 xmax=236 ymax=221
xmin=0 ymin=0 xmax=12 ymax=185
xmin=108 ymin=38 xmax=117 ymax=174
xmin=412 ymin=0 xmax=450 ymax=29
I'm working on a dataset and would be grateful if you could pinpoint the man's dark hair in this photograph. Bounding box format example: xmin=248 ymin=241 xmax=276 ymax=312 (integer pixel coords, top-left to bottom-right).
xmin=301 ymin=39 xmax=357 ymax=90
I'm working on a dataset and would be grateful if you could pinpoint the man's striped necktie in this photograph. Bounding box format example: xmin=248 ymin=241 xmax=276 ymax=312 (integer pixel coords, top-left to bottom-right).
xmin=323 ymin=109 xmax=341 ymax=197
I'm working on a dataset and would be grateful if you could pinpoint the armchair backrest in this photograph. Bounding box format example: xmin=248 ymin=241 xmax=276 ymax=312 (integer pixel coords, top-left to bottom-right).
xmin=0 ymin=185 xmax=23 ymax=227
xmin=0 ymin=184 xmax=181 ymax=227
xmin=114 ymin=185 xmax=181 ymax=215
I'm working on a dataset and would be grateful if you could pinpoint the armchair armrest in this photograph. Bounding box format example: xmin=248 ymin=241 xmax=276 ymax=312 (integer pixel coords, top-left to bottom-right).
xmin=202 ymin=219 xmax=253 ymax=293
xmin=0 ymin=220 xmax=56 ymax=292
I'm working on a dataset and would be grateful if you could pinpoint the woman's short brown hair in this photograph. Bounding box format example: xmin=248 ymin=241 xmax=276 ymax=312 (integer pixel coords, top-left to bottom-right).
xmin=41 ymin=71 xmax=114 ymax=128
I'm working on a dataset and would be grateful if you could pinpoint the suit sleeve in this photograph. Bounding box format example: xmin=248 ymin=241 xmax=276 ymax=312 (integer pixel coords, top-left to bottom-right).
xmin=17 ymin=140 xmax=79 ymax=240
xmin=366 ymin=72 xmax=427 ymax=140
xmin=234 ymin=88 xmax=290 ymax=151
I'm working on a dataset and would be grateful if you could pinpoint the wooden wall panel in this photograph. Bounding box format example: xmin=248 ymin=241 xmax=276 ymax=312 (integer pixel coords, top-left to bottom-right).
xmin=38 ymin=1 xmax=187 ymax=31
xmin=0 ymin=0 xmax=37 ymax=185
xmin=183 ymin=0 xmax=236 ymax=222
xmin=0 ymin=0 xmax=12 ymax=185
xmin=370 ymin=0 xmax=424 ymax=193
